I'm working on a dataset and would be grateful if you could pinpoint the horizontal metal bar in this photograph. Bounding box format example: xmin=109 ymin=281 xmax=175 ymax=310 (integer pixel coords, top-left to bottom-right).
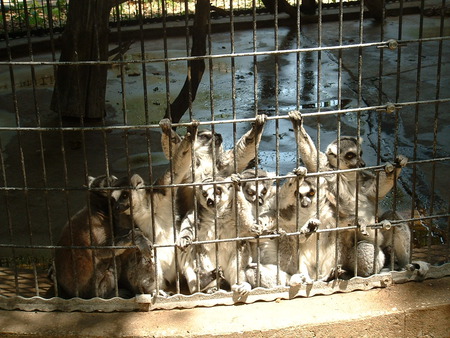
xmin=0 ymin=98 xmax=448 ymax=133
xmin=0 ymin=157 xmax=448 ymax=192
xmin=1 ymin=36 xmax=449 ymax=67
xmin=2 ymin=213 xmax=446 ymax=250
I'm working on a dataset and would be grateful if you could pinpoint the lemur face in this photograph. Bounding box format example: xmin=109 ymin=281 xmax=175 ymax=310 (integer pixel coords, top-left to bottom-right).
xmin=87 ymin=175 xmax=118 ymax=198
xmin=112 ymin=174 xmax=147 ymax=215
xmin=86 ymin=175 xmax=119 ymax=213
xmin=295 ymin=179 xmax=317 ymax=208
xmin=196 ymin=130 xmax=223 ymax=151
xmin=326 ymin=136 xmax=365 ymax=169
xmin=240 ymin=169 xmax=273 ymax=207
xmin=198 ymin=178 xmax=232 ymax=210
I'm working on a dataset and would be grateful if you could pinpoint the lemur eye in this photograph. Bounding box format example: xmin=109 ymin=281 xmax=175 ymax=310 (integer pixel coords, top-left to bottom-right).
xmin=247 ymin=189 xmax=255 ymax=196
xmin=307 ymin=190 xmax=315 ymax=197
xmin=215 ymin=188 xmax=222 ymax=196
xmin=345 ymin=152 xmax=356 ymax=160
xmin=121 ymin=192 xmax=129 ymax=199
xmin=261 ymin=188 xmax=267 ymax=195
xmin=202 ymin=191 xmax=208 ymax=198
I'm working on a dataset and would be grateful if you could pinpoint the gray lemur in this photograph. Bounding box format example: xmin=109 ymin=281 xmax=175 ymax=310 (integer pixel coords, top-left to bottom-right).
xmin=160 ymin=115 xmax=267 ymax=220
xmin=176 ymin=175 xmax=259 ymax=297
xmin=247 ymin=167 xmax=341 ymax=287
xmin=288 ymin=110 xmax=410 ymax=276
xmin=53 ymin=175 xmax=153 ymax=299
xmin=239 ymin=168 xmax=275 ymax=218
xmin=112 ymin=121 xmax=199 ymax=292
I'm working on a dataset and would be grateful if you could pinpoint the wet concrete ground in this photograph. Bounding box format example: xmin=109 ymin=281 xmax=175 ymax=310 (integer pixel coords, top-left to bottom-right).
xmin=0 ymin=7 xmax=449 ymax=261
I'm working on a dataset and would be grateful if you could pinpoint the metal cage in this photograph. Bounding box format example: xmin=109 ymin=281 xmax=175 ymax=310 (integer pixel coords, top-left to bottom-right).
xmin=0 ymin=0 xmax=449 ymax=312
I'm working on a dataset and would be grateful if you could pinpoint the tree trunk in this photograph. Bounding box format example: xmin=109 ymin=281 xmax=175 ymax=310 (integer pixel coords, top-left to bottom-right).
xmin=51 ymin=0 xmax=113 ymax=119
xmin=165 ymin=0 xmax=210 ymax=125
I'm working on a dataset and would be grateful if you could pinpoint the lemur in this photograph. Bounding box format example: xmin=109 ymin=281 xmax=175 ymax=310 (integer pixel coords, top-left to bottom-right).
xmin=239 ymin=168 xmax=275 ymax=218
xmin=176 ymin=175 xmax=259 ymax=297
xmin=288 ymin=110 xmax=410 ymax=276
xmin=53 ymin=175 xmax=153 ymax=298
xmin=246 ymin=167 xmax=341 ymax=287
xmin=112 ymin=121 xmax=199 ymax=291
xmin=160 ymin=115 xmax=267 ymax=220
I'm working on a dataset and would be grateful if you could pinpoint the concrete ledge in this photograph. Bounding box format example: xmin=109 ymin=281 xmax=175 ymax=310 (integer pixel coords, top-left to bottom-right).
xmin=0 ymin=277 xmax=449 ymax=337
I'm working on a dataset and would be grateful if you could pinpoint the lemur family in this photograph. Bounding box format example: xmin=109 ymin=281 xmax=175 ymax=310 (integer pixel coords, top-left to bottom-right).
xmin=53 ymin=111 xmax=418 ymax=299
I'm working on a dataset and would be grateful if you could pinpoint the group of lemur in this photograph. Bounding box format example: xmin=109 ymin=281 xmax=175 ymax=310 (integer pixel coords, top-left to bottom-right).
xmin=52 ymin=110 xmax=420 ymax=299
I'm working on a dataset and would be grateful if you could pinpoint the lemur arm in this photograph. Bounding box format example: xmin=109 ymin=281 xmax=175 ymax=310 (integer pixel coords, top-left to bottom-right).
xmin=157 ymin=120 xmax=199 ymax=186
xmin=221 ymin=114 xmax=267 ymax=173
xmin=256 ymin=167 xmax=307 ymax=233
xmin=278 ymin=166 xmax=307 ymax=210
xmin=176 ymin=210 xmax=196 ymax=249
xmin=230 ymin=174 xmax=261 ymax=236
xmin=288 ymin=110 xmax=327 ymax=172
xmin=160 ymin=118 xmax=182 ymax=160
xmin=94 ymin=228 xmax=153 ymax=260
xmin=365 ymin=155 xmax=408 ymax=200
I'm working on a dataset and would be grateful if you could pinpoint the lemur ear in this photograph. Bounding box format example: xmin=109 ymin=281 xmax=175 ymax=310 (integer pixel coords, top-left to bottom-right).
xmin=87 ymin=176 xmax=95 ymax=188
xmin=130 ymin=174 xmax=145 ymax=189
xmin=326 ymin=143 xmax=338 ymax=157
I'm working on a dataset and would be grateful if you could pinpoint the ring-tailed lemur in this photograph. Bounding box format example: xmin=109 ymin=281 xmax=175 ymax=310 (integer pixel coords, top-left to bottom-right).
xmin=53 ymin=175 xmax=153 ymax=298
xmin=247 ymin=167 xmax=342 ymax=287
xmin=112 ymin=121 xmax=199 ymax=291
xmin=160 ymin=115 xmax=267 ymax=220
xmin=176 ymin=175 xmax=259 ymax=296
xmin=288 ymin=110 xmax=411 ymax=276
xmin=239 ymin=168 xmax=275 ymax=218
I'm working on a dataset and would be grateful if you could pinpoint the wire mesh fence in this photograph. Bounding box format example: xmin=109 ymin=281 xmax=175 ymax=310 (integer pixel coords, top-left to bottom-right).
xmin=0 ymin=0 xmax=449 ymax=312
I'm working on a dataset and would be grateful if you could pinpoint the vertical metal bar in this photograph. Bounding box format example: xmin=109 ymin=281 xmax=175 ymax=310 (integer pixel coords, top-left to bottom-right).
xmin=352 ymin=0 xmax=366 ymax=277
xmin=313 ymin=0 xmax=323 ymax=282
xmin=23 ymin=0 xmax=53 ymax=297
xmin=373 ymin=0 xmax=386 ymax=271
xmin=0 ymin=0 xmax=18 ymax=290
xmin=333 ymin=0 xmax=344 ymax=279
xmin=44 ymin=0 xmax=74 ymax=298
xmin=411 ymin=0 xmax=425 ymax=261
xmin=3 ymin=0 xmax=36 ymax=297
xmin=428 ymin=0 xmax=445 ymax=265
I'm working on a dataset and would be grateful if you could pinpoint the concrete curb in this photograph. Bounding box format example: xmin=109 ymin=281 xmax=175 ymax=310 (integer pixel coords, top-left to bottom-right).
xmin=0 ymin=277 xmax=449 ymax=337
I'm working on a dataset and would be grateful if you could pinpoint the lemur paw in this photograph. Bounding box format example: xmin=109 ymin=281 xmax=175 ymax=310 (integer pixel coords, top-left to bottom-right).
xmin=384 ymin=162 xmax=395 ymax=174
xmin=176 ymin=236 xmax=192 ymax=250
xmin=322 ymin=265 xmax=346 ymax=282
xmin=293 ymin=166 xmax=307 ymax=177
xmin=254 ymin=114 xmax=267 ymax=127
xmin=250 ymin=224 xmax=263 ymax=236
xmin=152 ymin=289 xmax=169 ymax=298
xmin=159 ymin=118 xmax=172 ymax=134
xmin=185 ymin=120 xmax=199 ymax=142
xmin=290 ymin=273 xmax=313 ymax=286
xmin=303 ymin=218 xmax=320 ymax=234
xmin=395 ymin=154 xmax=408 ymax=168
xmin=356 ymin=218 xmax=370 ymax=236
xmin=288 ymin=110 xmax=302 ymax=127
xmin=232 ymin=282 xmax=252 ymax=297
xmin=299 ymin=219 xmax=319 ymax=243
xmin=135 ymin=236 xmax=154 ymax=261
xmin=277 ymin=228 xmax=287 ymax=238
xmin=230 ymin=173 xmax=241 ymax=187
xmin=407 ymin=261 xmax=429 ymax=277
